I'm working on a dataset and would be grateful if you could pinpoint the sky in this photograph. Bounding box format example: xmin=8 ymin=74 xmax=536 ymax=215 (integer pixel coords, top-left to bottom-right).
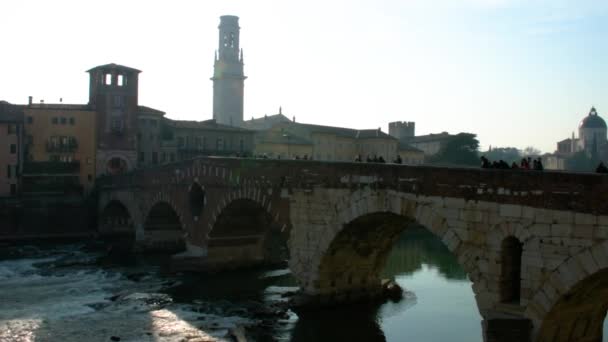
xmin=0 ymin=0 xmax=607 ymax=153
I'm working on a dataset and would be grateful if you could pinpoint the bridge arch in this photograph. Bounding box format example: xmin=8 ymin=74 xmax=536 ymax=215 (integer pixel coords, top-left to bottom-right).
xmin=206 ymin=191 xmax=287 ymax=268
xmin=99 ymin=199 xmax=134 ymax=236
xmin=143 ymin=200 xmax=186 ymax=252
xmin=288 ymin=190 xmax=483 ymax=305
xmin=528 ymin=240 xmax=608 ymax=342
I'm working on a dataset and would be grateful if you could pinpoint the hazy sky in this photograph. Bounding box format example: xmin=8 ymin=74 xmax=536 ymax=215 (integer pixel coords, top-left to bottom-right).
xmin=1 ymin=0 xmax=606 ymax=153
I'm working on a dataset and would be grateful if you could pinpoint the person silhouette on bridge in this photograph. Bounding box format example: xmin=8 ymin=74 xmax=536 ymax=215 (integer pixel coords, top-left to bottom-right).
xmin=480 ymin=156 xmax=491 ymax=168
xmin=596 ymin=162 xmax=608 ymax=174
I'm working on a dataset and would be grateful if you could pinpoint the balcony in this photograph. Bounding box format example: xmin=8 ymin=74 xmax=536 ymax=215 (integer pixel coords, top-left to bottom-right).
xmin=46 ymin=140 xmax=78 ymax=153
xmin=23 ymin=161 xmax=80 ymax=175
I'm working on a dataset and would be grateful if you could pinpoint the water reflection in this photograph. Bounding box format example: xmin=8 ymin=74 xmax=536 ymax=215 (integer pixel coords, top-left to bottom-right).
xmin=288 ymin=226 xmax=482 ymax=342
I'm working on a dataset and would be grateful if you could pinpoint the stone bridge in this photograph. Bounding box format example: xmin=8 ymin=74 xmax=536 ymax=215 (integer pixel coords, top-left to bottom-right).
xmin=97 ymin=157 xmax=608 ymax=342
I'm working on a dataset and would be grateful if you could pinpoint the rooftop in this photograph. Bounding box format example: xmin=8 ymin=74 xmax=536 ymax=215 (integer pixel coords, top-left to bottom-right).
xmin=0 ymin=101 xmax=24 ymax=123
xmin=87 ymin=63 xmax=141 ymax=74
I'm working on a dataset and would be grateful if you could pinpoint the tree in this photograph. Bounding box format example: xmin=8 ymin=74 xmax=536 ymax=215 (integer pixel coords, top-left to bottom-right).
xmin=522 ymin=146 xmax=542 ymax=157
xmin=429 ymin=133 xmax=480 ymax=166
xmin=565 ymin=151 xmax=598 ymax=172
xmin=482 ymin=147 xmax=522 ymax=165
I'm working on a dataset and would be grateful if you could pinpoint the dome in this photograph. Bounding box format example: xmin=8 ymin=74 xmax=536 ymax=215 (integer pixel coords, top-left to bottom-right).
xmin=579 ymin=107 xmax=607 ymax=129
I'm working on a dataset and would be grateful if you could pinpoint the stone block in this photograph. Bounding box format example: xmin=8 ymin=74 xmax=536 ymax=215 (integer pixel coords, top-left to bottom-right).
xmin=500 ymin=204 xmax=523 ymax=218
xmin=444 ymin=197 xmax=466 ymax=209
xmin=551 ymin=210 xmax=574 ymax=224
xmin=591 ymin=243 xmax=608 ymax=268
xmin=460 ymin=209 xmax=484 ymax=223
xmin=522 ymin=206 xmax=536 ymax=220
xmin=571 ymin=225 xmax=594 ymax=239
xmin=593 ymin=226 xmax=608 ymax=239
xmin=575 ymin=213 xmax=597 ymax=225
xmin=550 ymin=224 xmax=572 ymax=237
xmin=534 ymin=209 xmax=553 ymax=224
xmin=576 ymin=249 xmax=598 ymax=275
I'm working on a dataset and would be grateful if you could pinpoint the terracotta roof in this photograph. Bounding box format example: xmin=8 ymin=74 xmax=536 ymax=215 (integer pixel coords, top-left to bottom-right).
xmin=87 ymin=63 xmax=141 ymax=73
xmin=138 ymin=106 xmax=165 ymax=116
xmin=22 ymin=103 xmax=91 ymax=111
xmin=165 ymin=119 xmax=253 ymax=132
xmin=274 ymin=121 xmax=393 ymax=140
xmin=255 ymin=131 xmax=313 ymax=145
xmin=403 ymin=132 xmax=453 ymax=143
xmin=398 ymin=142 xmax=424 ymax=153
xmin=242 ymin=113 xmax=291 ymax=130
xmin=0 ymin=101 xmax=23 ymax=123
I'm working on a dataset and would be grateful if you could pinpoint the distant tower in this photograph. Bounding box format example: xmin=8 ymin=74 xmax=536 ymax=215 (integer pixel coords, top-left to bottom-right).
xmin=212 ymin=15 xmax=246 ymax=127
xmin=87 ymin=63 xmax=140 ymax=175
xmin=389 ymin=121 xmax=416 ymax=142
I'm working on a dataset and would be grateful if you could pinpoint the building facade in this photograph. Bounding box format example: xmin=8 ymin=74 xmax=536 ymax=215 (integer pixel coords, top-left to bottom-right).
xmin=88 ymin=64 xmax=141 ymax=176
xmin=22 ymin=104 xmax=97 ymax=194
xmin=0 ymin=102 xmax=24 ymax=197
xmin=547 ymin=107 xmax=608 ymax=170
xmin=254 ymin=121 xmax=400 ymax=162
xmin=212 ymin=15 xmax=246 ymax=127
xmin=163 ymin=119 xmax=255 ymax=160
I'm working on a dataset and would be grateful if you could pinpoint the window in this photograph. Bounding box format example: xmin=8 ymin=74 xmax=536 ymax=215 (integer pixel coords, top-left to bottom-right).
xmin=177 ymin=137 xmax=184 ymax=147
xmin=239 ymin=139 xmax=244 ymax=151
xmin=216 ymin=138 xmax=224 ymax=151
xmin=86 ymin=158 xmax=92 ymax=165
xmin=195 ymin=137 xmax=201 ymax=148
xmin=161 ymin=152 xmax=166 ymax=163
xmin=152 ymin=152 xmax=158 ymax=164
xmin=110 ymin=118 xmax=124 ymax=133
xmin=105 ymin=73 xmax=112 ymax=85
xmin=27 ymin=116 xmax=33 ymax=124
xmin=26 ymin=135 xmax=33 ymax=145
xmin=52 ymin=117 xmax=58 ymax=124
xmin=113 ymin=95 xmax=123 ymax=108
xmin=69 ymin=118 xmax=75 ymax=125
xmin=10 ymin=184 xmax=16 ymax=196
xmin=500 ymin=237 xmax=523 ymax=304
xmin=10 ymin=144 xmax=16 ymax=154
xmin=6 ymin=165 xmax=11 ymax=178
xmin=87 ymin=174 xmax=93 ymax=182
xmin=60 ymin=117 xmax=67 ymax=125
xmin=139 ymin=152 xmax=145 ymax=163
xmin=170 ymin=153 xmax=175 ymax=162
xmin=7 ymin=124 xmax=16 ymax=134
xmin=117 ymin=75 xmax=124 ymax=87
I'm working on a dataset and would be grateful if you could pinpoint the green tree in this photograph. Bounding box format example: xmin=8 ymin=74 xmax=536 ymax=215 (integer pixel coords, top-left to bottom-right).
xmin=565 ymin=151 xmax=599 ymax=172
xmin=429 ymin=133 xmax=480 ymax=166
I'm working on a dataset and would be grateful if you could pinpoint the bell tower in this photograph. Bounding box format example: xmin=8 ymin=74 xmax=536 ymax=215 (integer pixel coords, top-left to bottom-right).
xmin=87 ymin=63 xmax=140 ymax=175
xmin=212 ymin=15 xmax=246 ymax=127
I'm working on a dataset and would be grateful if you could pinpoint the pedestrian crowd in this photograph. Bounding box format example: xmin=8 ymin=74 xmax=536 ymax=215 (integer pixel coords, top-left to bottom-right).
xmin=480 ymin=156 xmax=544 ymax=171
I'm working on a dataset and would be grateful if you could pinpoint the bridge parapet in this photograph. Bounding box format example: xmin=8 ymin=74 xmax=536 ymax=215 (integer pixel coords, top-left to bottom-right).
xmin=99 ymin=157 xmax=608 ymax=215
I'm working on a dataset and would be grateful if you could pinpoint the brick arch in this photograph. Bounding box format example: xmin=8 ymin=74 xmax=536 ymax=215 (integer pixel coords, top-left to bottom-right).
xmin=288 ymin=189 xmax=484 ymax=300
xmin=98 ymin=192 xmax=140 ymax=227
xmin=206 ymin=187 xmax=281 ymax=238
xmin=526 ymin=239 xmax=608 ymax=341
xmin=142 ymin=191 xmax=187 ymax=232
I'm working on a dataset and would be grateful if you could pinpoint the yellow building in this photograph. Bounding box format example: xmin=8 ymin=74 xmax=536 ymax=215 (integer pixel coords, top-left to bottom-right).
xmin=254 ymin=121 xmax=399 ymax=162
xmin=23 ymin=104 xmax=97 ymax=194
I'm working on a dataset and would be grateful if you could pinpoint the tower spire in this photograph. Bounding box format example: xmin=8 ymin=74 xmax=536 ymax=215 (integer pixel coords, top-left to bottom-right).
xmin=212 ymin=15 xmax=247 ymax=127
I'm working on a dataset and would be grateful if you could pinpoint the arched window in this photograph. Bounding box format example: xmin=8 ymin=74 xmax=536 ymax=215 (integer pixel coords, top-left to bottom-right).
xmin=500 ymin=236 xmax=523 ymax=303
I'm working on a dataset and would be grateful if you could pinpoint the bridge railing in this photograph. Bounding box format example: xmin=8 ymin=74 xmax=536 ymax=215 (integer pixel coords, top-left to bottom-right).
xmin=96 ymin=157 xmax=608 ymax=215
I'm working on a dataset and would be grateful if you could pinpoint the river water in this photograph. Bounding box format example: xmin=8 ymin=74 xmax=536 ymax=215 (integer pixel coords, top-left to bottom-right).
xmin=0 ymin=228 xmax=605 ymax=342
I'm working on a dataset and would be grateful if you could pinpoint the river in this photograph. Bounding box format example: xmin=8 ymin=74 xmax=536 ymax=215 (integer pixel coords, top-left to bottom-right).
xmin=0 ymin=228 xmax=605 ymax=341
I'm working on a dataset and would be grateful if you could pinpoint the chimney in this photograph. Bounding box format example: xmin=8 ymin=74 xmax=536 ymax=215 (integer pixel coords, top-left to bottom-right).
xmin=293 ymin=116 xmax=296 ymax=122
xmin=28 ymin=96 xmax=33 ymax=105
